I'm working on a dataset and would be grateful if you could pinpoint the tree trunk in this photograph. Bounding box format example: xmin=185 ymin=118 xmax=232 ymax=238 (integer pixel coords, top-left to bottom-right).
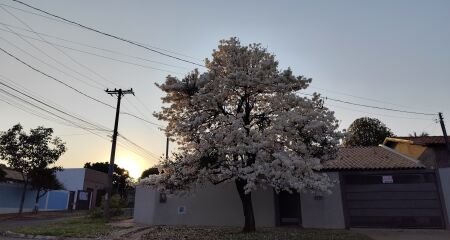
xmin=33 ymin=188 xmax=41 ymax=213
xmin=18 ymin=180 xmax=28 ymax=215
xmin=235 ymin=179 xmax=256 ymax=232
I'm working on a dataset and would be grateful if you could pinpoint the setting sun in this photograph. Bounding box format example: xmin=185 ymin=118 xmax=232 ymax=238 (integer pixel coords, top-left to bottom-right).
xmin=115 ymin=155 xmax=143 ymax=179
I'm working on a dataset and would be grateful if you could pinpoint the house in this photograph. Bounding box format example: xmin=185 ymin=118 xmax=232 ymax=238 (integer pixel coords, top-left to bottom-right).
xmin=384 ymin=136 xmax=450 ymax=227
xmin=56 ymin=168 xmax=108 ymax=210
xmin=384 ymin=136 xmax=450 ymax=168
xmin=134 ymin=145 xmax=450 ymax=229
xmin=0 ymin=166 xmax=72 ymax=214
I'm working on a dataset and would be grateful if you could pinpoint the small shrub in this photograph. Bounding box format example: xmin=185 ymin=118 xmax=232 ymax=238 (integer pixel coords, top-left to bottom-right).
xmin=89 ymin=194 xmax=127 ymax=219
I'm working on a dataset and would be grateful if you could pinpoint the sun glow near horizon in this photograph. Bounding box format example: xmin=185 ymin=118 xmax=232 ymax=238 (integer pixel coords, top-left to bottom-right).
xmin=115 ymin=153 xmax=148 ymax=179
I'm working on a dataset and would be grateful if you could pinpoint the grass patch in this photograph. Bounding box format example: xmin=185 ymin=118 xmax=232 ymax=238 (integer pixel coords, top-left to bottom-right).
xmin=143 ymin=226 xmax=373 ymax=240
xmin=14 ymin=217 xmax=115 ymax=238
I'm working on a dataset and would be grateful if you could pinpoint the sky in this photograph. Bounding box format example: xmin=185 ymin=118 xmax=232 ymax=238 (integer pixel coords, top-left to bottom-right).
xmin=0 ymin=0 xmax=449 ymax=179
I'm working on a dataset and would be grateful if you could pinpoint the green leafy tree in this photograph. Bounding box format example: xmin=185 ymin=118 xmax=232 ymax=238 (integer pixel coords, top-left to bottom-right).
xmin=344 ymin=117 xmax=393 ymax=147
xmin=84 ymin=162 xmax=130 ymax=198
xmin=140 ymin=167 xmax=159 ymax=179
xmin=29 ymin=168 xmax=64 ymax=213
xmin=0 ymin=124 xmax=66 ymax=214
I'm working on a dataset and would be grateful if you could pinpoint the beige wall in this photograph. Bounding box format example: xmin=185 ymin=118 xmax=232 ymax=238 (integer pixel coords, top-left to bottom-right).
xmin=300 ymin=172 xmax=345 ymax=229
xmin=134 ymin=173 xmax=346 ymax=229
xmin=135 ymin=182 xmax=276 ymax=227
xmin=393 ymin=143 xmax=427 ymax=159
xmin=392 ymin=143 xmax=438 ymax=168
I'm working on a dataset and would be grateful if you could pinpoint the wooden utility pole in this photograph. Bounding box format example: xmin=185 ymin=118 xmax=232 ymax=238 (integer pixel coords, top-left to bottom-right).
xmin=104 ymin=88 xmax=134 ymax=220
xmin=438 ymin=112 xmax=450 ymax=156
xmin=166 ymin=137 xmax=169 ymax=161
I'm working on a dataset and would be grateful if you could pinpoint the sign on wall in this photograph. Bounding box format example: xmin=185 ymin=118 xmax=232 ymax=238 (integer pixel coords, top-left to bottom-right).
xmin=382 ymin=175 xmax=394 ymax=184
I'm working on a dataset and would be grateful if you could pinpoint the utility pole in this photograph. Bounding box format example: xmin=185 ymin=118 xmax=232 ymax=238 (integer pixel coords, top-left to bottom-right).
xmin=438 ymin=112 xmax=450 ymax=156
xmin=104 ymin=88 xmax=134 ymax=220
xmin=166 ymin=137 xmax=169 ymax=162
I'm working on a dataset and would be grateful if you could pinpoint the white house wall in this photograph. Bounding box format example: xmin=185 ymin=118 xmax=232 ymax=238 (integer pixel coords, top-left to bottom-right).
xmin=300 ymin=172 xmax=346 ymax=229
xmin=135 ymin=182 xmax=276 ymax=227
xmin=134 ymin=184 xmax=158 ymax=224
xmin=56 ymin=168 xmax=85 ymax=191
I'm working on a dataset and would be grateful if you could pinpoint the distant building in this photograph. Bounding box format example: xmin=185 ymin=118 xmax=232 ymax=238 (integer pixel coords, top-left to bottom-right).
xmin=384 ymin=136 xmax=450 ymax=168
xmin=0 ymin=166 xmax=71 ymax=214
xmin=56 ymin=168 xmax=108 ymax=210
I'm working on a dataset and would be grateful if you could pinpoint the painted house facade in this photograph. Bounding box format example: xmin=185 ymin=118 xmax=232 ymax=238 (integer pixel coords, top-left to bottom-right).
xmin=134 ymin=145 xmax=450 ymax=229
xmin=56 ymin=168 xmax=108 ymax=210
xmin=0 ymin=167 xmax=71 ymax=214
xmin=384 ymin=136 xmax=450 ymax=227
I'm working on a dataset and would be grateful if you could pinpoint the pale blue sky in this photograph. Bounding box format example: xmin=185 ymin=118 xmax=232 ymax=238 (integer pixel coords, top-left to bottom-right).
xmin=0 ymin=0 xmax=449 ymax=177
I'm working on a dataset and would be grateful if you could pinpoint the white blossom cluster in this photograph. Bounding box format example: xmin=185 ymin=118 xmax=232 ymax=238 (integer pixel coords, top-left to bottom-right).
xmin=141 ymin=38 xmax=342 ymax=195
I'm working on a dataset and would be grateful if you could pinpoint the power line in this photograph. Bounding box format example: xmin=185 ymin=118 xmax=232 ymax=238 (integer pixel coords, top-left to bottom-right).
xmin=0 ymin=35 xmax=103 ymax=90
xmin=2 ymin=10 xmax=117 ymax=89
xmin=121 ymin=112 xmax=165 ymax=128
xmin=11 ymin=0 xmax=205 ymax=67
xmin=0 ymin=2 xmax=74 ymax=25
xmin=0 ymin=48 xmax=163 ymax=127
xmin=0 ymin=79 xmax=161 ymax=163
xmin=0 ymin=95 xmax=71 ymax=126
xmin=0 ymin=2 xmax=202 ymax=62
xmin=0 ymin=46 xmax=116 ymax=108
xmin=327 ymin=97 xmax=436 ymax=116
xmin=118 ymin=134 xmax=162 ymax=160
xmin=0 ymin=87 xmax=107 ymax=132
xmin=309 ymin=85 xmax=426 ymax=111
xmin=0 ymin=78 xmax=110 ymax=131
xmin=0 ymin=22 xmax=193 ymax=70
xmin=0 ymin=26 xmax=184 ymax=75
xmin=298 ymin=92 xmax=436 ymax=116
xmin=0 ymin=6 xmax=113 ymax=89
xmin=325 ymin=102 xmax=434 ymax=121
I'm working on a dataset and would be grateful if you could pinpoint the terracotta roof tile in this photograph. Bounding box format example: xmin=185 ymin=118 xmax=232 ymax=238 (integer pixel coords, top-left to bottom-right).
xmin=323 ymin=146 xmax=424 ymax=171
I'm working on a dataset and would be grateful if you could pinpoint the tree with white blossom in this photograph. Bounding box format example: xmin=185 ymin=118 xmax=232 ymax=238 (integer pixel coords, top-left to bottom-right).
xmin=142 ymin=38 xmax=342 ymax=232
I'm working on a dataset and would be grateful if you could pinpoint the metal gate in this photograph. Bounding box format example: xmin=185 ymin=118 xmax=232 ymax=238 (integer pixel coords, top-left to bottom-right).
xmin=342 ymin=170 xmax=445 ymax=228
xmin=277 ymin=191 xmax=302 ymax=226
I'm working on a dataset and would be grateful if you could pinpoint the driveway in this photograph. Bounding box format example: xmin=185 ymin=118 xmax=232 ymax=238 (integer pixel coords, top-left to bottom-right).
xmin=352 ymin=228 xmax=450 ymax=240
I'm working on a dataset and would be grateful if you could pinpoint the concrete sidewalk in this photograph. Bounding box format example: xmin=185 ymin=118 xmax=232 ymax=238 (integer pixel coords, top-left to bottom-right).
xmin=353 ymin=228 xmax=450 ymax=240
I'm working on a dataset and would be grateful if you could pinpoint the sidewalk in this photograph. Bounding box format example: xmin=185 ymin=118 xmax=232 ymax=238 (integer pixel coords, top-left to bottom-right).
xmin=352 ymin=228 xmax=450 ymax=240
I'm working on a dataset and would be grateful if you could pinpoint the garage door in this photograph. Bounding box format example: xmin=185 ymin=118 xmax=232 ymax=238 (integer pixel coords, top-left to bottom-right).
xmin=342 ymin=171 xmax=445 ymax=228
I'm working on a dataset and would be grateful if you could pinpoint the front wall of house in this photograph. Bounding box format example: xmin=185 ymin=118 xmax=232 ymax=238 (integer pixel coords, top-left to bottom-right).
xmin=392 ymin=143 xmax=429 ymax=162
xmin=134 ymin=184 xmax=158 ymax=224
xmin=134 ymin=183 xmax=276 ymax=227
xmin=0 ymin=182 xmax=70 ymax=214
xmin=300 ymin=172 xmax=345 ymax=229
xmin=83 ymin=168 xmax=108 ymax=209
xmin=56 ymin=169 xmax=85 ymax=191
